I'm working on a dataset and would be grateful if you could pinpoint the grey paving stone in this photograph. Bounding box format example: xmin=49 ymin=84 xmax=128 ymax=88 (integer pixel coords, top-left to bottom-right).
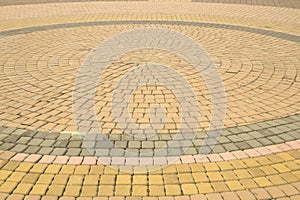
xmin=142 ymin=141 xmax=154 ymax=149
xmin=0 ymin=143 xmax=14 ymax=150
xmin=68 ymin=141 xmax=82 ymax=148
xmin=95 ymin=149 xmax=109 ymax=157
xmin=95 ymin=141 xmax=113 ymax=149
xmin=10 ymin=144 xmax=27 ymax=152
xmin=66 ymin=148 xmax=81 ymax=156
xmin=16 ymin=137 xmax=31 ymax=144
xmin=53 ymin=140 xmax=69 ymax=148
xmin=40 ymin=140 xmax=56 ymax=147
xmin=51 ymin=148 xmax=67 ymax=156
xmin=110 ymin=149 xmax=124 ymax=156
xmin=128 ymin=141 xmax=141 ymax=148
xmin=38 ymin=147 xmax=53 ymax=155
xmin=247 ymin=140 xmax=262 ymax=148
xmin=168 ymin=148 xmax=182 ymax=156
xmin=28 ymin=138 xmax=43 ymax=146
xmin=24 ymin=146 xmax=41 ymax=154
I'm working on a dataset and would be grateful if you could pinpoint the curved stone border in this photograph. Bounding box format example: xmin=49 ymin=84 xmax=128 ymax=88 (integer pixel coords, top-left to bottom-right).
xmin=0 ymin=139 xmax=298 ymax=166
xmin=0 ymin=113 xmax=299 ymax=157
xmin=0 ymin=20 xmax=299 ymax=43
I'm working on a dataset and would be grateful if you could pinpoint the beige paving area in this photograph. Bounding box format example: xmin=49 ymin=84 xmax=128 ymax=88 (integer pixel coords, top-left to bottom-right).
xmin=0 ymin=0 xmax=299 ymax=199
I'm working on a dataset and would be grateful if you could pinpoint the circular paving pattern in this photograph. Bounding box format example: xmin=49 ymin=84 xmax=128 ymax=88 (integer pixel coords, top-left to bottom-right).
xmin=0 ymin=1 xmax=299 ymax=199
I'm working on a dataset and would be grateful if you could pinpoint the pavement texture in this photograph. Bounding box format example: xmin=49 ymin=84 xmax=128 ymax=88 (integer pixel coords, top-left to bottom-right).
xmin=0 ymin=0 xmax=299 ymax=199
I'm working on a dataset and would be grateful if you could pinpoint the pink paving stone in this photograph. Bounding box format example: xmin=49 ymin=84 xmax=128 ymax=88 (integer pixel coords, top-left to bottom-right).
xmin=82 ymin=157 xmax=97 ymax=165
xmin=97 ymin=157 xmax=111 ymax=165
xmin=244 ymin=149 xmax=261 ymax=157
xmin=125 ymin=157 xmax=139 ymax=166
xmin=167 ymin=157 xmax=180 ymax=165
xmin=255 ymin=147 xmax=272 ymax=155
xmin=53 ymin=156 xmax=69 ymax=164
xmin=286 ymin=141 xmax=300 ymax=149
xmin=154 ymin=157 xmax=168 ymax=165
xmin=24 ymin=154 xmax=42 ymax=162
xmin=11 ymin=153 xmax=29 ymax=162
xmin=180 ymin=155 xmax=195 ymax=163
xmin=219 ymin=152 xmax=237 ymax=160
xmin=67 ymin=156 xmax=83 ymax=165
xmin=194 ymin=155 xmax=209 ymax=163
xmin=277 ymin=143 xmax=293 ymax=151
xmin=39 ymin=155 xmax=56 ymax=164
xmin=111 ymin=157 xmax=125 ymax=165
xmin=231 ymin=150 xmax=249 ymax=159
xmin=267 ymin=145 xmax=282 ymax=153
xmin=139 ymin=157 xmax=153 ymax=166
xmin=207 ymin=154 xmax=223 ymax=162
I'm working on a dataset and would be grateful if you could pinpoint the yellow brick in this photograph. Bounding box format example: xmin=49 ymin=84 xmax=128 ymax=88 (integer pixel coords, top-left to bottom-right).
xmin=22 ymin=174 xmax=40 ymax=184
xmin=149 ymin=185 xmax=165 ymax=196
xmin=207 ymin=172 xmax=223 ymax=181
xmin=192 ymin=172 xmax=209 ymax=182
xmin=243 ymin=159 xmax=260 ymax=168
xmin=98 ymin=185 xmax=114 ymax=196
xmin=52 ymin=174 xmax=69 ymax=185
xmin=277 ymin=153 xmax=295 ymax=161
xmin=90 ymin=166 xmax=104 ymax=174
xmin=272 ymin=164 xmax=291 ymax=173
xmin=230 ymin=160 xmax=247 ymax=169
xmin=37 ymin=174 xmax=54 ymax=184
xmin=189 ymin=164 xmax=205 ymax=172
xmin=81 ymin=186 xmax=97 ymax=197
xmin=47 ymin=185 xmax=65 ymax=196
xmin=30 ymin=164 xmax=47 ymax=173
xmin=68 ymin=175 xmax=84 ymax=185
xmin=197 ymin=183 xmax=214 ymax=194
xmin=16 ymin=163 xmax=34 ymax=172
xmin=203 ymin=163 xmax=219 ymax=171
xmin=267 ymin=175 xmax=287 ymax=185
xmin=221 ymin=171 xmax=238 ymax=180
xmin=211 ymin=182 xmax=229 ymax=192
xmin=0 ymin=181 xmax=18 ymax=193
xmin=13 ymin=183 xmax=33 ymax=195
xmin=132 ymin=185 xmax=147 ymax=196
xmin=75 ymin=166 xmax=90 ymax=175
xmin=103 ymin=167 xmax=118 ymax=175
xmin=226 ymin=181 xmax=244 ymax=191
xmin=133 ymin=175 xmax=147 ymax=185
xmin=45 ymin=165 xmax=62 ymax=174
xmin=165 ymin=185 xmax=181 ymax=195
xmin=149 ymin=175 xmax=163 ymax=185
xmin=83 ymin=175 xmax=99 ymax=185
xmin=217 ymin=162 xmax=234 ymax=171
xmin=0 ymin=170 xmax=12 ymax=181
xmin=178 ymin=173 xmax=194 ymax=183
xmin=234 ymin=169 xmax=252 ymax=179
xmin=64 ymin=186 xmax=81 ymax=196
xmin=60 ymin=165 xmax=75 ymax=174
xmin=253 ymin=177 xmax=273 ymax=187
xmin=240 ymin=179 xmax=258 ymax=189
xmin=100 ymin=175 xmax=115 ymax=185
xmin=259 ymin=166 xmax=278 ymax=175
xmin=7 ymin=172 xmax=26 ymax=182
xmin=30 ymin=184 xmax=48 ymax=195
xmin=115 ymin=185 xmax=131 ymax=196
xmin=182 ymin=184 xmax=198 ymax=195
xmin=116 ymin=175 xmax=131 ymax=185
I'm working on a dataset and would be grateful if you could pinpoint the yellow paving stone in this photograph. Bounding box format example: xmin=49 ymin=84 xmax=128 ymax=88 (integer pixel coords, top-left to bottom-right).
xmin=230 ymin=160 xmax=247 ymax=169
xmin=0 ymin=181 xmax=18 ymax=193
xmin=0 ymin=170 xmax=12 ymax=181
xmin=189 ymin=164 xmax=205 ymax=172
xmin=280 ymin=172 xmax=299 ymax=183
xmin=52 ymin=174 xmax=69 ymax=185
xmin=37 ymin=174 xmax=54 ymax=184
xmin=149 ymin=175 xmax=163 ymax=185
xmin=7 ymin=172 xmax=26 ymax=182
xmin=192 ymin=172 xmax=209 ymax=183
xmin=207 ymin=172 xmax=223 ymax=182
xmin=98 ymin=185 xmax=114 ymax=196
xmin=47 ymin=184 xmax=65 ymax=196
xmin=255 ymin=157 xmax=273 ymax=166
xmin=163 ymin=175 xmax=179 ymax=184
xmin=15 ymin=163 xmax=34 ymax=172
xmin=248 ymin=168 xmax=265 ymax=177
xmin=68 ymin=175 xmax=84 ymax=185
xmin=103 ymin=167 xmax=118 ymax=175
xmin=243 ymin=159 xmax=260 ymax=168
xmin=60 ymin=165 xmax=76 ymax=174
xmin=30 ymin=164 xmax=47 ymax=173
xmin=133 ymin=175 xmax=147 ymax=185
xmin=234 ymin=169 xmax=252 ymax=179
xmin=277 ymin=153 xmax=295 ymax=161
xmin=74 ymin=166 xmax=90 ymax=175
xmin=149 ymin=185 xmax=165 ymax=196
xmin=30 ymin=184 xmax=48 ymax=195
xmin=220 ymin=171 xmax=238 ymax=180
xmin=272 ymin=164 xmax=291 ymax=173
xmin=285 ymin=161 xmax=300 ymax=171
xmin=13 ymin=183 xmax=33 ymax=195
xmin=116 ymin=175 xmax=131 ymax=185
xmin=115 ymin=185 xmax=131 ymax=196
xmin=64 ymin=185 xmax=81 ymax=196
xmin=81 ymin=186 xmax=98 ymax=197
xmin=163 ymin=165 xmax=177 ymax=174
xmin=178 ymin=173 xmax=194 ymax=183
xmin=240 ymin=179 xmax=259 ymax=189
xmin=211 ymin=182 xmax=230 ymax=192
xmin=165 ymin=185 xmax=181 ymax=196
xmin=253 ymin=177 xmax=273 ymax=187
xmin=196 ymin=183 xmax=214 ymax=194
xmin=100 ymin=175 xmax=115 ymax=185
xmin=45 ymin=165 xmax=62 ymax=174
xmin=90 ymin=166 xmax=104 ymax=175
xmin=182 ymin=183 xmax=198 ymax=195
xmin=175 ymin=164 xmax=191 ymax=173
xmin=203 ymin=163 xmax=219 ymax=172
xmin=21 ymin=174 xmax=40 ymax=184
xmin=226 ymin=181 xmax=244 ymax=191
xmin=83 ymin=175 xmax=99 ymax=185
xmin=217 ymin=162 xmax=234 ymax=171
xmin=267 ymin=175 xmax=288 ymax=185
xmin=259 ymin=166 xmax=278 ymax=175
xmin=132 ymin=185 xmax=148 ymax=196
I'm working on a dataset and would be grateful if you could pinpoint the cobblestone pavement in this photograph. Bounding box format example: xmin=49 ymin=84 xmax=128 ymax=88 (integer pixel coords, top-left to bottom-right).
xmin=0 ymin=0 xmax=300 ymax=199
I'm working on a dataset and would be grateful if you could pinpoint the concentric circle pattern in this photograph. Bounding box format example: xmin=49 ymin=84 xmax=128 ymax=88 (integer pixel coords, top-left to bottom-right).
xmin=0 ymin=0 xmax=299 ymax=199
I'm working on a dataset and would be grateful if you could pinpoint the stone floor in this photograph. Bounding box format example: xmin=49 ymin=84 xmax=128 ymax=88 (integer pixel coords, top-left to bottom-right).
xmin=0 ymin=0 xmax=299 ymax=199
